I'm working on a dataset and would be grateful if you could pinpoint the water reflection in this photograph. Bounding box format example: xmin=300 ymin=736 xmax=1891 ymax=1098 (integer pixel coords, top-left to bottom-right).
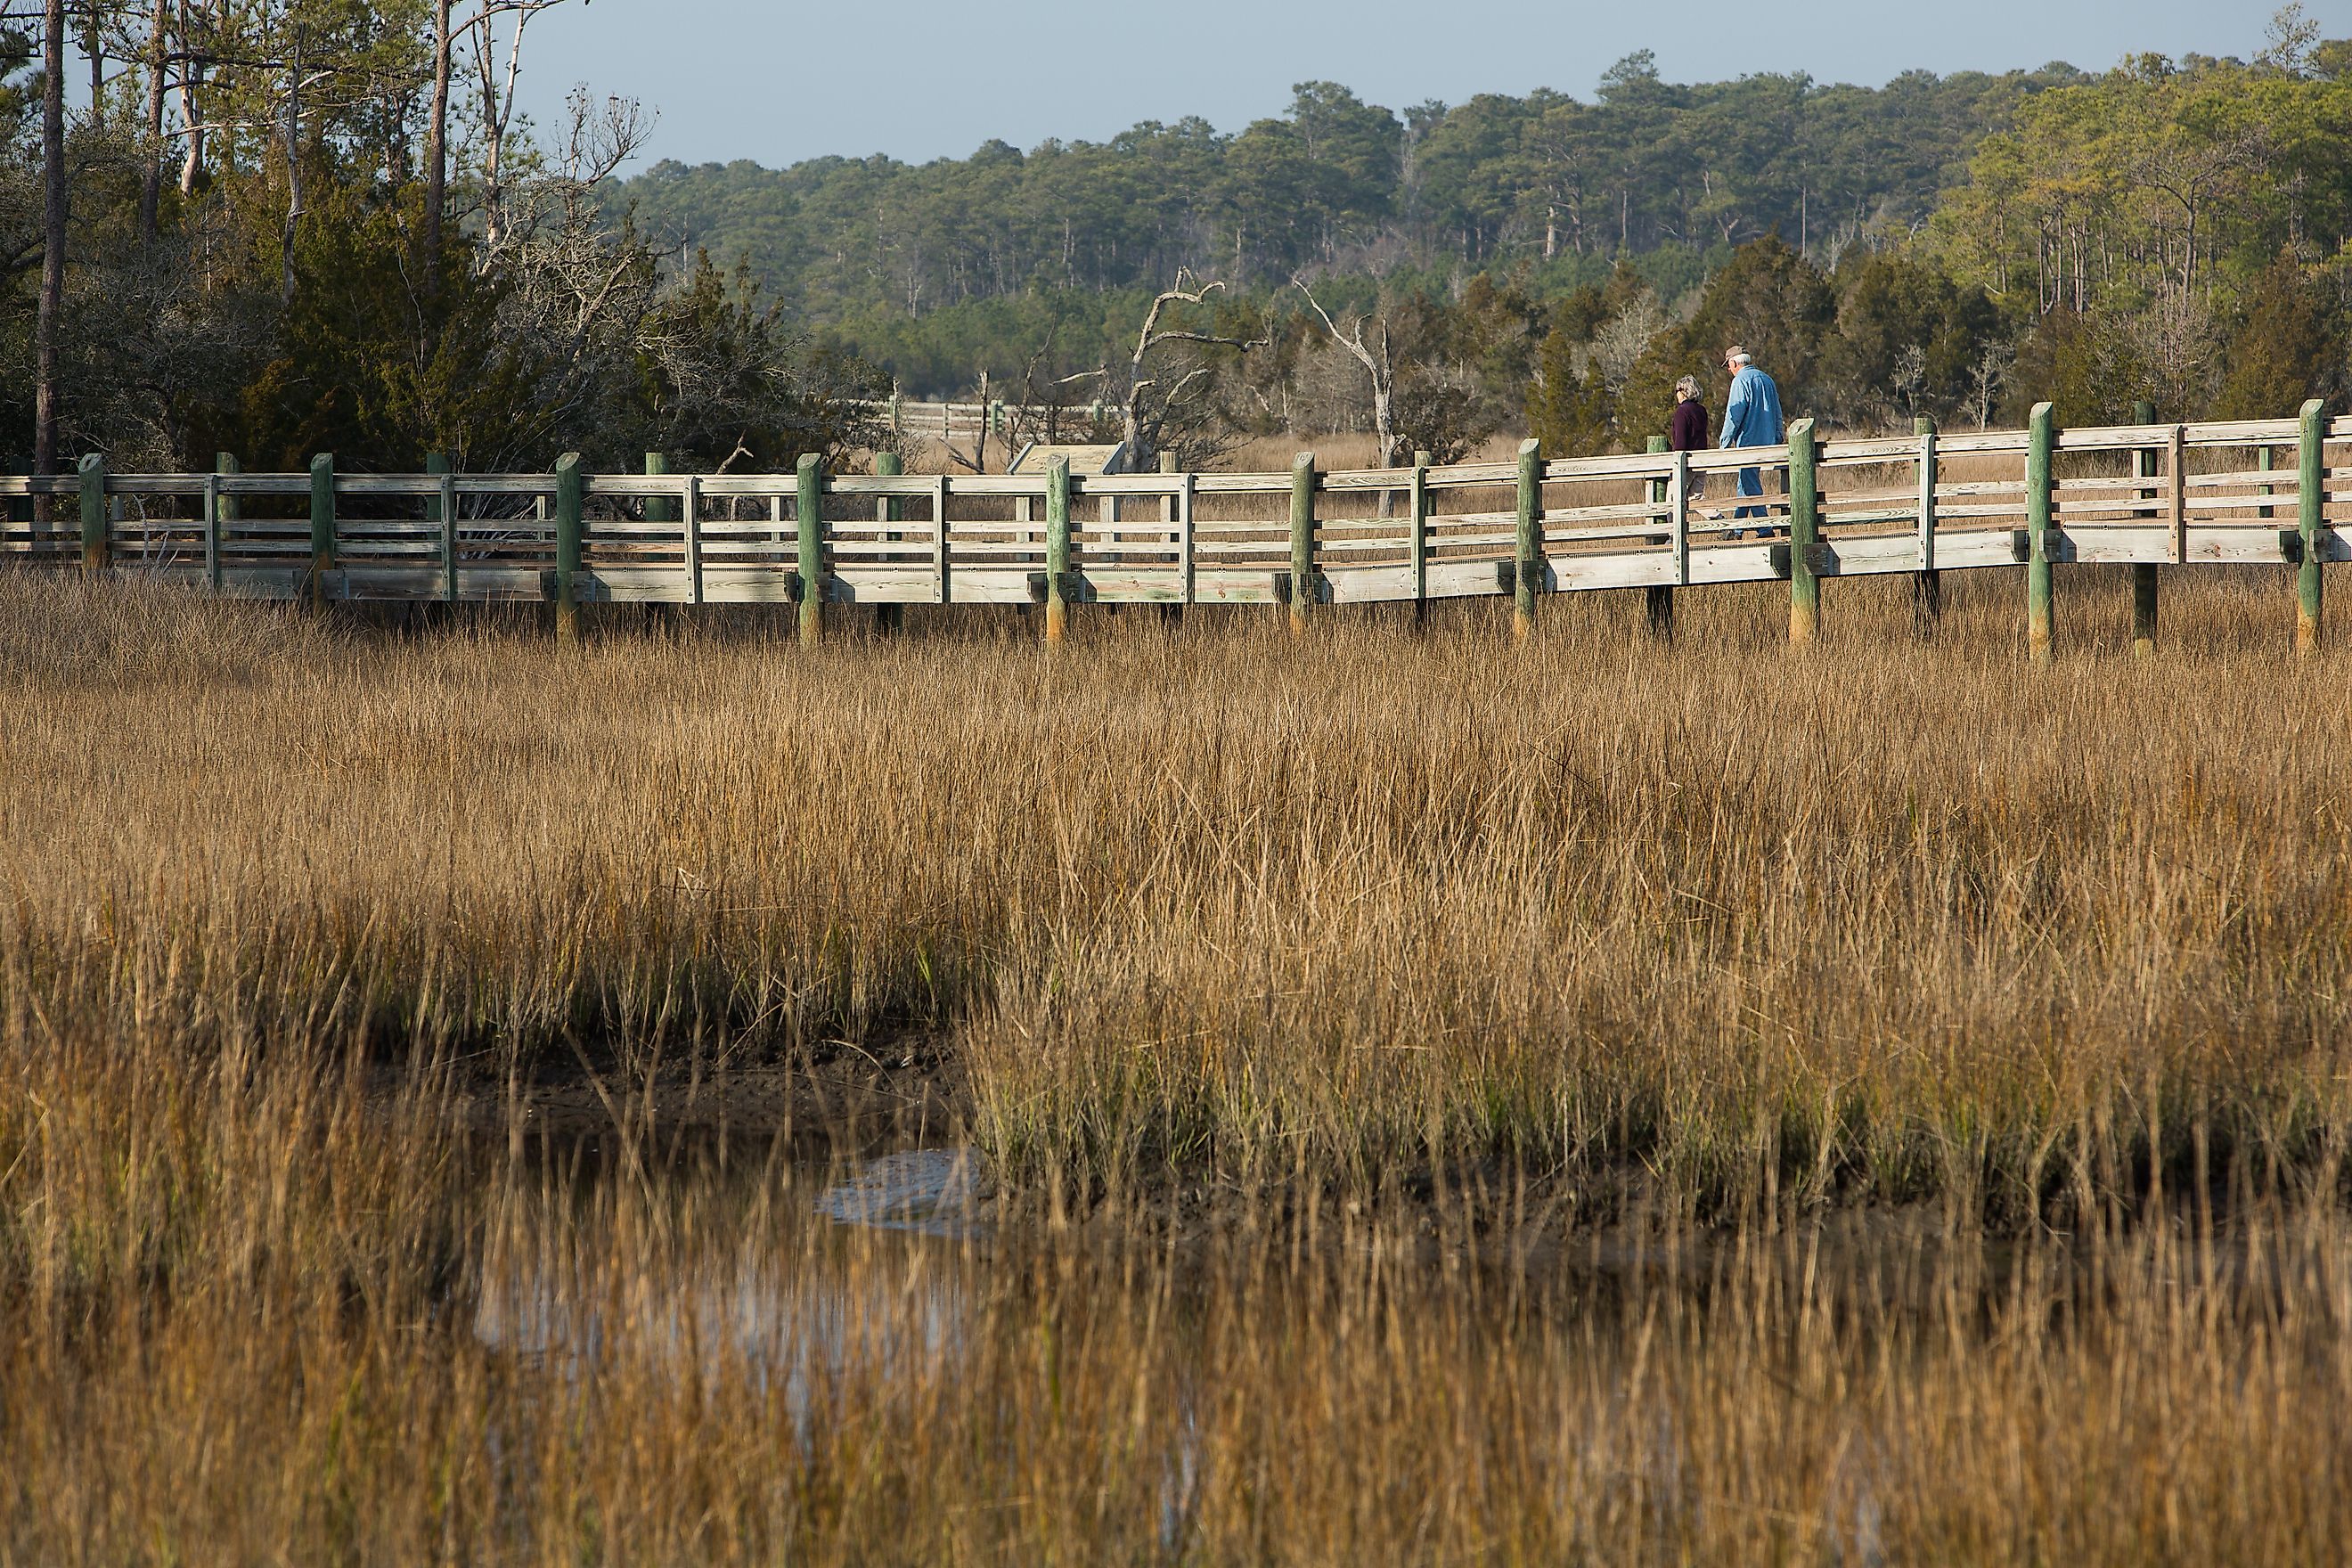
xmin=472 ymin=1147 xmax=976 ymax=1381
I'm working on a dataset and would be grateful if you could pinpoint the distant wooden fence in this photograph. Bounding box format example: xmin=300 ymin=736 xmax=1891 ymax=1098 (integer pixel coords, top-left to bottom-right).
xmin=1 ymin=401 xmax=2339 ymax=656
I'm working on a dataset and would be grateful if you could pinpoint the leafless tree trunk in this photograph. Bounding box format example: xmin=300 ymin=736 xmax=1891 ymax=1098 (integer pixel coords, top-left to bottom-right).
xmin=140 ymin=0 xmax=166 ymax=241
xmin=468 ymin=1 xmax=568 ymax=251
xmin=280 ymin=30 xmax=304 ymax=304
xmin=422 ymin=0 xmax=452 ymax=294
xmin=35 ymin=0 xmax=67 ymax=494
xmin=1294 ymin=275 xmax=1398 ymax=472
xmin=176 ymin=0 xmax=204 ymax=198
xmin=1096 ymin=269 xmax=1262 ymax=472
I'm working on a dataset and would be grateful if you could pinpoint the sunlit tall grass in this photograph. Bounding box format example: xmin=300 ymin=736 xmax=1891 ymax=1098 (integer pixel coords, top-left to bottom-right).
xmin=3 ymin=566 xmax=2349 ymax=1559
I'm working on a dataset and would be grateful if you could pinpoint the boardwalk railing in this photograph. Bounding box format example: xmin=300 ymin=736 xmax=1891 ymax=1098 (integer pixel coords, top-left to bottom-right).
xmin=2 ymin=403 xmax=2340 ymax=654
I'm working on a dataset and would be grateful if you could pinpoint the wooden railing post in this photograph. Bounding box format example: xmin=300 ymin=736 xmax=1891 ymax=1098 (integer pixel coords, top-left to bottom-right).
xmin=1640 ymin=436 xmax=1673 ymax=641
xmin=1410 ymin=449 xmax=1431 ymax=629
xmin=2299 ymin=397 xmax=2326 ymax=656
xmin=1045 ymin=454 xmax=1072 ymax=645
xmin=876 ymin=450 xmax=904 ymax=634
xmin=428 ymin=452 xmax=456 ymax=606
xmin=1788 ymin=419 xmax=1819 ymax=645
xmin=1913 ymin=415 xmax=1940 ymax=639
xmin=2131 ymin=400 xmax=2158 ymax=657
xmin=1289 ymin=451 xmax=1317 ymax=635
xmin=1514 ymin=439 xmax=1541 ymax=639
xmin=554 ymin=453 xmax=583 ymax=644
xmin=78 ymin=453 xmax=105 ymax=572
xmin=1158 ymin=450 xmax=1186 ymax=626
xmin=796 ymin=452 xmax=824 ymax=647
xmin=210 ymin=451 xmax=238 ymax=593
xmin=2027 ymin=402 xmax=2055 ymax=665
xmin=309 ymin=453 xmax=335 ymax=607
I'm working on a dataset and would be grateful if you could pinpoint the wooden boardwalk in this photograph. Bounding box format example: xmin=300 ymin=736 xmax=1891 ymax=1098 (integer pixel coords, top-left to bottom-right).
xmin=3 ymin=402 xmax=2340 ymax=654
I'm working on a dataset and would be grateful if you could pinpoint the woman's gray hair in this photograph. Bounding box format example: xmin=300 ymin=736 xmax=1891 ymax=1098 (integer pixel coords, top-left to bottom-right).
xmin=1674 ymin=375 xmax=1701 ymax=399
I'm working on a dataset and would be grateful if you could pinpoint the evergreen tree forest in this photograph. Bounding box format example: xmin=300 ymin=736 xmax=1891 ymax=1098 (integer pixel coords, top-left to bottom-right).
xmin=6 ymin=2 xmax=2351 ymax=482
xmin=615 ymin=7 xmax=2352 ymax=456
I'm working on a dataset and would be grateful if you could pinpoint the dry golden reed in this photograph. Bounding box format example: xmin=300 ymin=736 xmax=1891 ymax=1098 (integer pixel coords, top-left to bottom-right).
xmin=2 ymin=565 xmax=2349 ymax=1562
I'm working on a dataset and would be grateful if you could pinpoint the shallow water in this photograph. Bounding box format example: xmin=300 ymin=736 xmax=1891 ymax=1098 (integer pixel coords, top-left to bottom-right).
xmin=812 ymin=1147 xmax=984 ymax=1238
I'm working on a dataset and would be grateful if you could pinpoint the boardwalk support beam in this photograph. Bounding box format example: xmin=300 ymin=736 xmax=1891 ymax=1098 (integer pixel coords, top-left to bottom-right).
xmin=2132 ymin=400 xmax=2159 ymax=657
xmin=877 ymin=451 xmax=905 ymax=634
xmin=309 ymin=453 xmax=335 ymax=607
xmin=797 ymin=453 xmax=824 ymax=647
xmin=2300 ymin=397 xmax=2326 ymax=655
xmin=2027 ymin=402 xmax=2056 ymax=665
xmin=1515 ymin=438 xmax=1540 ymax=640
xmin=1046 ymin=455 xmax=1072 ymax=644
xmin=1788 ymin=418 xmax=1819 ymax=645
xmin=78 ymin=453 xmax=105 ymax=572
xmin=555 ymin=453 xmax=583 ymax=643
xmin=1645 ymin=436 xmax=1673 ymax=641
xmin=1913 ymin=416 xmax=1940 ymax=638
xmin=1290 ymin=452 xmax=1316 ymax=634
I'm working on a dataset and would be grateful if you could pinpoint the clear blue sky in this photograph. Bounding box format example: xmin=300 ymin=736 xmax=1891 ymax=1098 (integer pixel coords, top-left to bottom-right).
xmin=515 ymin=0 xmax=2345 ymax=169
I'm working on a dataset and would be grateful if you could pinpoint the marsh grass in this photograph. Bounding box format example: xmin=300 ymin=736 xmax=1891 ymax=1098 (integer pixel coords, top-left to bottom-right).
xmin=4 ymin=565 xmax=2351 ymax=1559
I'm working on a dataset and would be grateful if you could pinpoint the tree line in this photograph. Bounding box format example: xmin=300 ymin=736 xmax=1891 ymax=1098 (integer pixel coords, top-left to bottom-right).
xmin=4 ymin=3 xmax=2346 ymax=490
xmin=0 ymin=0 xmax=885 ymax=489
xmin=615 ymin=8 xmax=2352 ymax=454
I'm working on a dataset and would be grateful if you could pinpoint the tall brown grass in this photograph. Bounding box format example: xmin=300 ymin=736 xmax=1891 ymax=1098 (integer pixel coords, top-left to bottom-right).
xmin=3 ymin=565 xmax=2349 ymax=1560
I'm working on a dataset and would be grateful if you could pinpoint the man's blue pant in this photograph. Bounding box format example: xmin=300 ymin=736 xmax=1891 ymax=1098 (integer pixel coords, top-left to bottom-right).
xmin=1735 ymin=464 xmax=1769 ymax=529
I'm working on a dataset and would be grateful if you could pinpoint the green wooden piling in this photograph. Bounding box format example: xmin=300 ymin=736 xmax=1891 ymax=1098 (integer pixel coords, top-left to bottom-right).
xmin=643 ymin=453 xmax=673 ymax=523
xmin=1290 ymin=451 xmax=1317 ymax=635
xmin=2131 ymin=400 xmax=2158 ymax=657
xmin=309 ymin=454 xmax=335 ymax=607
xmin=429 ymin=452 xmax=456 ymax=605
xmin=2027 ymin=402 xmax=2055 ymax=665
xmin=876 ymin=451 xmax=905 ymax=633
xmin=1045 ymin=455 xmax=1072 ymax=644
xmin=210 ymin=451 xmax=237 ymax=593
xmin=2299 ymin=397 xmax=2326 ymax=656
xmin=796 ymin=453 xmax=825 ymax=648
xmin=1158 ymin=450 xmax=1184 ymax=627
xmin=1644 ymin=436 xmax=1674 ymax=641
xmin=1788 ymin=418 xmax=1820 ymax=645
xmin=78 ymin=453 xmax=105 ymax=571
xmin=1408 ymin=450 xmax=1432 ymax=629
xmin=1515 ymin=438 xmax=1540 ymax=640
xmin=555 ymin=453 xmax=583 ymax=643
xmin=1913 ymin=415 xmax=1941 ymax=638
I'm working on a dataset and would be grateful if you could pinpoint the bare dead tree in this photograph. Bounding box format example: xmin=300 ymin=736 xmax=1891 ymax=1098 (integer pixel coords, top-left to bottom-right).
xmin=421 ymin=0 xmax=450 ymax=292
xmin=1293 ymin=274 xmax=1399 ymax=470
xmin=461 ymin=0 xmax=574 ymax=250
xmin=140 ymin=0 xmax=166 ymax=241
xmin=175 ymin=0 xmax=204 ymax=197
xmin=1060 ymin=268 xmax=1264 ymax=471
xmin=35 ymin=0 xmax=65 ymax=499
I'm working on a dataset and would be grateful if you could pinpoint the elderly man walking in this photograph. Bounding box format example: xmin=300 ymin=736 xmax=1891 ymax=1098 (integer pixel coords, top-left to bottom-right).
xmin=1719 ymin=346 xmax=1784 ymax=539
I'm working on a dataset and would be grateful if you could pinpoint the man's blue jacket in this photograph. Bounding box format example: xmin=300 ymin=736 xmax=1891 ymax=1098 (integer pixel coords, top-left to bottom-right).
xmin=1719 ymin=365 xmax=1784 ymax=449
